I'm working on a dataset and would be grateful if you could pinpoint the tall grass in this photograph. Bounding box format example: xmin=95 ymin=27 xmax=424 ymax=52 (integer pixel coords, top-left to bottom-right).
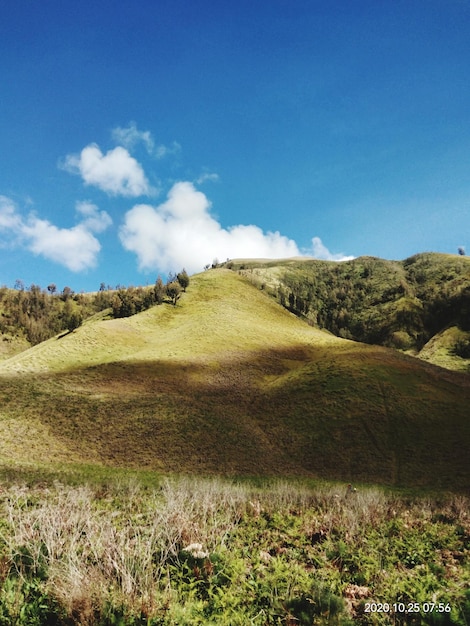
xmin=0 ymin=476 xmax=468 ymax=624
xmin=0 ymin=477 xmax=247 ymax=620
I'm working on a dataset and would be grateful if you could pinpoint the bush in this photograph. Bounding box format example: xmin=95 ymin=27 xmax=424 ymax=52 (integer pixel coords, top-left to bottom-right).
xmin=452 ymin=337 xmax=470 ymax=358
xmin=177 ymin=270 xmax=190 ymax=292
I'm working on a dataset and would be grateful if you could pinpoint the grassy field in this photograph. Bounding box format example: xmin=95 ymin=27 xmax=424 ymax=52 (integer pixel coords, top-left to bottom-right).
xmin=0 ymin=472 xmax=468 ymax=625
xmin=0 ymin=268 xmax=469 ymax=623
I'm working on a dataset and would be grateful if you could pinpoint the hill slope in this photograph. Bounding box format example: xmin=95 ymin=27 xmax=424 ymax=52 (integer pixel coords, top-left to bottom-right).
xmin=0 ymin=269 xmax=468 ymax=490
xmin=227 ymin=252 xmax=470 ymax=372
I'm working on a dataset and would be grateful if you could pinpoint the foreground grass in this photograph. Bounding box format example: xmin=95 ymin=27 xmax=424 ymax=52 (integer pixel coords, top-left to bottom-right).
xmin=0 ymin=474 xmax=468 ymax=625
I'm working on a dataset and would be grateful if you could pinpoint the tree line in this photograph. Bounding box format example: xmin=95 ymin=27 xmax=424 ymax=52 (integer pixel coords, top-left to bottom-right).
xmin=228 ymin=253 xmax=470 ymax=353
xmin=0 ymin=270 xmax=190 ymax=346
xmin=111 ymin=270 xmax=189 ymax=318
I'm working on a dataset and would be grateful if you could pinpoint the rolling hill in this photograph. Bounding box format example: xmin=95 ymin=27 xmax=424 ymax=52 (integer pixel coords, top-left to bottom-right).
xmin=0 ymin=268 xmax=469 ymax=491
xmin=226 ymin=252 xmax=470 ymax=372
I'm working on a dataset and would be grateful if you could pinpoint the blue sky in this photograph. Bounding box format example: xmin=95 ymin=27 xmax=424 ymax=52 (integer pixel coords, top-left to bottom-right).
xmin=1 ymin=0 xmax=470 ymax=292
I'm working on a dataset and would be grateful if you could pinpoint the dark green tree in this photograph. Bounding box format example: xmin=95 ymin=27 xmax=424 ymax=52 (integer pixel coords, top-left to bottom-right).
xmin=61 ymin=286 xmax=73 ymax=301
xmin=111 ymin=294 xmax=122 ymax=318
xmin=66 ymin=311 xmax=82 ymax=332
xmin=177 ymin=269 xmax=190 ymax=292
xmin=166 ymin=281 xmax=181 ymax=306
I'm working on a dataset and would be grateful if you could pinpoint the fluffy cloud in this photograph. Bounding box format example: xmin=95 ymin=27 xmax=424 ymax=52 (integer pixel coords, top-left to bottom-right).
xmin=0 ymin=198 xmax=112 ymax=271
xmin=62 ymin=144 xmax=152 ymax=197
xmin=75 ymin=200 xmax=113 ymax=233
xmin=119 ymin=181 xmax=351 ymax=274
xmin=0 ymin=196 xmax=22 ymax=231
xmin=309 ymin=236 xmax=355 ymax=262
xmin=22 ymin=220 xmax=102 ymax=272
xmin=112 ymin=122 xmax=181 ymax=159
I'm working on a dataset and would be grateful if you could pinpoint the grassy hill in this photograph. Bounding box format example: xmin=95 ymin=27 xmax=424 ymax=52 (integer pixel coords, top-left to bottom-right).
xmin=226 ymin=252 xmax=470 ymax=372
xmin=0 ymin=268 xmax=468 ymax=492
xmin=2 ymin=252 xmax=469 ymax=372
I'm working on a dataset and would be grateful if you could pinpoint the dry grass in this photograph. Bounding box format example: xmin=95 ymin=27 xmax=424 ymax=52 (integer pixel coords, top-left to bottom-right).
xmin=0 ymin=476 xmax=468 ymax=624
xmin=0 ymin=476 xmax=250 ymax=619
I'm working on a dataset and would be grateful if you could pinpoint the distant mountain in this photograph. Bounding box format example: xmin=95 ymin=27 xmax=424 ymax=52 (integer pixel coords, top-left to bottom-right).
xmin=224 ymin=252 xmax=470 ymax=372
xmin=0 ymin=267 xmax=468 ymax=491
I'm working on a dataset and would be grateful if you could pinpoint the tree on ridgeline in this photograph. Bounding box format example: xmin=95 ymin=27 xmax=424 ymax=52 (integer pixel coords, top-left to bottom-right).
xmin=177 ymin=269 xmax=190 ymax=292
xmin=61 ymin=286 xmax=73 ymax=301
xmin=166 ymin=281 xmax=181 ymax=306
xmin=154 ymin=276 xmax=165 ymax=304
xmin=112 ymin=289 xmax=137 ymax=318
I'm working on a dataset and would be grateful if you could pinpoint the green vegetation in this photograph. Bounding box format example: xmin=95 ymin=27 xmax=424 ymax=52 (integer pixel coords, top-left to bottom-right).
xmin=0 ymin=283 xmax=92 ymax=349
xmin=0 ymin=272 xmax=190 ymax=350
xmin=0 ymin=475 xmax=468 ymax=625
xmin=0 ymin=261 xmax=469 ymax=623
xmin=3 ymin=253 xmax=470 ymax=372
xmin=226 ymin=253 xmax=470 ymax=372
xmin=0 ymin=269 xmax=468 ymax=491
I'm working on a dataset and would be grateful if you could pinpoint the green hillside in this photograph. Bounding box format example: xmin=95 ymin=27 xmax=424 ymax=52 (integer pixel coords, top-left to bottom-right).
xmin=0 ymin=268 xmax=468 ymax=491
xmin=226 ymin=252 xmax=470 ymax=372
xmin=2 ymin=252 xmax=469 ymax=372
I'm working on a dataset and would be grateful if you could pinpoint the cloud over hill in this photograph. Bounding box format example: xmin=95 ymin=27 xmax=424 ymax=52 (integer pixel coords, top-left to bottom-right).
xmin=0 ymin=124 xmax=353 ymax=279
xmin=120 ymin=181 xmax=353 ymax=274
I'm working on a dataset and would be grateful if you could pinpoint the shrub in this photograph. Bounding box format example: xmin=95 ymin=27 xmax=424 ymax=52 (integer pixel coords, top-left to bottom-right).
xmin=166 ymin=281 xmax=181 ymax=306
xmin=452 ymin=337 xmax=470 ymax=358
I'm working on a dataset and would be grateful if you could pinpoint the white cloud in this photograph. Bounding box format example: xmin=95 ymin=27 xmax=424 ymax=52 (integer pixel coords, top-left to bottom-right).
xmin=154 ymin=140 xmax=181 ymax=159
xmin=112 ymin=122 xmax=155 ymax=154
xmin=0 ymin=197 xmax=112 ymax=271
xmin=195 ymin=172 xmax=220 ymax=185
xmin=309 ymin=236 xmax=355 ymax=262
xmin=22 ymin=219 xmax=102 ymax=272
xmin=62 ymin=143 xmax=153 ymax=197
xmin=75 ymin=200 xmax=113 ymax=233
xmin=112 ymin=122 xmax=181 ymax=159
xmin=0 ymin=196 xmax=22 ymax=232
xmin=120 ymin=181 xmax=350 ymax=274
